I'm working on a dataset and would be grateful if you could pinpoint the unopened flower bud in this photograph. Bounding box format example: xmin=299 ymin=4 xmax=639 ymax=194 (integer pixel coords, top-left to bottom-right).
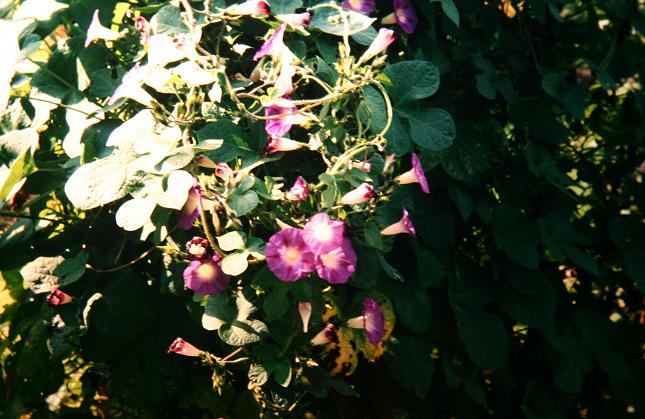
xmin=186 ymin=237 xmax=209 ymax=260
xmin=47 ymin=289 xmax=73 ymax=306
xmin=167 ymin=337 xmax=202 ymax=357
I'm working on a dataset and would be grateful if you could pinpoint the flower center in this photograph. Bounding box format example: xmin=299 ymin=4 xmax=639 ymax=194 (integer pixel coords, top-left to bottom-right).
xmin=313 ymin=224 xmax=333 ymax=243
xmin=320 ymin=252 xmax=339 ymax=268
xmin=197 ymin=263 xmax=216 ymax=281
xmin=284 ymin=247 xmax=301 ymax=264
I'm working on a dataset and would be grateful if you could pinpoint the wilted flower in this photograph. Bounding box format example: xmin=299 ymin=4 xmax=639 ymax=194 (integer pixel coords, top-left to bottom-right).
xmin=167 ymin=337 xmax=202 ymax=357
xmin=285 ymin=176 xmax=309 ymax=202
xmin=178 ymin=179 xmax=203 ymax=230
xmin=380 ymin=208 xmax=417 ymax=237
xmin=276 ymin=12 xmax=311 ymax=29
xmin=185 ymin=237 xmax=209 ymax=260
xmin=264 ymin=136 xmax=307 ymax=154
xmin=226 ymin=0 xmax=270 ymax=16
xmin=311 ymin=323 xmax=338 ymax=345
xmin=85 ymin=10 xmax=123 ymax=48
xmin=340 ymin=183 xmax=374 ymax=205
xmin=134 ymin=16 xmax=151 ymax=45
xmin=265 ymin=228 xmax=316 ymax=282
xmin=47 ymin=289 xmax=72 ymax=306
xmin=298 ymin=301 xmax=312 ymax=333
xmin=302 ymin=213 xmax=346 ymax=254
xmin=254 ymin=24 xmax=287 ymax=61
xmin=358 ymin=28 xmax=396 ymax=63
xmin=343 ymin=0 xmax=375 ymax=14
xmin=392 ymin=0 xmax=418 ymax=34
xmin=346 ymin=297 xmax=385 ymax=346
xmin=315 ymin=238 xmax=357 ymax=284
xmin=396 ymin=153 xmax=429 ymax=193
xmin=183 ymin=254 xmax=230 ymax=295
xmin=264 ymin=99 xmax=308 ymax=137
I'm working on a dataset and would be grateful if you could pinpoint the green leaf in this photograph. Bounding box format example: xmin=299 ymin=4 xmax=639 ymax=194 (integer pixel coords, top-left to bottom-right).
xmin=383 ymin=61 xmax=440 ymax=104
xmin=363 ymin=222 xmax=388 ymax=251
xmin=491 ymin=205 xmax=540 ymax=269
xmin=498 ymin=281 xmax=555 ymax=330
xmin=309 ymin=5 xmax=375 ymax=37
xmin=271 ymin=0 xmax=302 ymax=14
xmin=440 ymin=0 xmax=460 ymax=27
xmin=221 ymin=252 xmax=250 ymax=276
xmin=351 ymin=26 xmax=377 ymax=45
xmin=385 ymin=335 xmax=434 ymax=398
xmin=398 ymin=107 xmax=456 ymax=151
xmin=115 ymin=198 xmax=156 ymax=232
xmin=20 ymin=256 xmax=66 ymax=294
xmin=64 ymin=151 xmax=135 ymax=210
xmin=273 ymin=360 xmax=292 ymax=387
xmin=53 ymin=251 xmax=89 ymax=285
xmin=202 ymin=293 xmax=236 ymax=330
xmin=362 ymin=85 xmax=387 ymax=135
xmin=217 ymin=231 xmax=246 ymax=252
xmin=458 ymin=310 xmax=508 ymax=369
xmin=541 ymin=73 xmax=585 ymax=119
xmin=387 ymin=281 xmax=431 ymax=335
xmin=229 ymin=190 xmax=259 ymax=216
xmin=248 ymin=363 xmax=269 ymax=387
xmin=151 ymin=5 xmax=190 ymax=35
xmin=263 ymin=286 xmax=288 ymax=322
xmin=219 ymin=319 xmax=268 ymax=346
xmin=0 ymin=144 xmax=36 ymax=201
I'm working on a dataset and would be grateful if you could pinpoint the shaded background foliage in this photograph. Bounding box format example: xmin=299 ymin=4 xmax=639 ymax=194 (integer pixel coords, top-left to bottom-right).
xmin=1 ymin=0 xmax=644 ymax=418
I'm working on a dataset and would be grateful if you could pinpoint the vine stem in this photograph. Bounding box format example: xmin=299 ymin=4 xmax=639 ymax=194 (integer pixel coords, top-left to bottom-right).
xmin=9 ymin=96 xmax=104 ymax=120
xmin=370 ymin=80 xmax=393 ymax=138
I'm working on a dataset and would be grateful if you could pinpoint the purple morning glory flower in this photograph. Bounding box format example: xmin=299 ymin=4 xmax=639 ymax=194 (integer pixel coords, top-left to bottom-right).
xmin=254 ymin=23 xmax=287 ymax=61
xmin=396 ymin=153 xmax=429 ymax=193
xmin=315 ymin=237 xmax=357 ymax=284
xmin=343 ymin=0 xmax=375 ymax=14
xmin=178 ymin=179 xmax=203 ymax=230
xmin=264 ymin=99 xmax=309 ymax=137
xmin=286 ymin=176 xmax=309 ymax=202
xmin=167 ymin=337 xmax=202 ymax=357
xmin=347 ymin=297 xmax=385 ymax=346
xmin=393 ymin=0 xmax=418 ymax=34
xmin=183 ymin=254 xmax=230 ymax=295
xmin=302 ymin=213 xmax=346 ymax=254
xmin=380 ymin=208 xmax=417 ymax=237
xmin=265 ymin=228 xmax=316 ymax=282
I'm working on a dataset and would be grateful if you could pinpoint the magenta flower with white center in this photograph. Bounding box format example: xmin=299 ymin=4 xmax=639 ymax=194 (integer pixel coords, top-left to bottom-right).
xmin=396 ymin=153 xmax=429 ymax=193
xmin=359 ymin=28 xmax=396 ymax=63
xmin=311 ymin=323 xmax=338 ymax=345
xmin=167 ymin=337 xmax=202 ymax=357
xmin=298 ymin=301 xmax=312 ymax=333
xmin=265 ymin=99 xmax=308 ymax=137
xmin=185 ymin=236 xmax=209 ymax=260
xmin=183 ymin=254 xmax=230 ymax=295
xmin=277 ymin=12 xmax=311 ymax=29
xmin=264 ymin=136 xmax=307 ymax=154
xmin=347 ymin=297 xmax=385 ymax=346
xmin=315 ymin=237 xmax=357 ymax=284
xmin=340 ymin=183 xmax=374 ymax=205
xmin=380 ymin=208 xmax=417 ymax=237
xmin=286 ymin=176 xmax=309 ymax=202
xmin=265 ymin=228 xmax=316 ymax=282
xmin=343 ymin=0 xmax=375 ymax=14
xmin=134 ymin=16 xmax=151 ymax=45
xmin=47 ymin=289 xmax=72 ymax=306
xmin=178 ymin=179 xmax=203 ymax=230
xmin=302 ymin=213 xmax=346 ymax=254
xmin=393 ymin=0 xmax=418 ymax=34
xmin=254 ymin=24 xmax=287 ymax=61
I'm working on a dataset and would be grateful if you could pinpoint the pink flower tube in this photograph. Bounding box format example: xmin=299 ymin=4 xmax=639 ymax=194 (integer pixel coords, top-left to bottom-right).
xmin=276 ymin=12 xmax=311 ymax=29
xmin=359 ymin=28 xmax=396 ymax=63
xmin=340 ymin=183 xmax=374 ymax=205
xmin=167 ymin=337 xmax=202 ymax=357
xmin=264 ymin=136 xmax=307 ymax=154
xmin=47 ymin=289 xmax=73 ymax=306
xmin=310 ymin=323 xmax=338 ymax=345
xmin=264 ymin=99 xmax=308 ymax=137
xmin=380 ymin=208 xmax=417 ymax=237
xmin=298 ymin=301 xmax=312 ymax=333
xmin=346 ymin=297 xmax=385 ymax=346
xmin=396 ymin=153 xmax=429 ymax=193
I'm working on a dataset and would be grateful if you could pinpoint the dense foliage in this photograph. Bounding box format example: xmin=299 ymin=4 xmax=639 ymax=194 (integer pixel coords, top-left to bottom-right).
xmin=0 ymin=0 xmax=643 ymax=418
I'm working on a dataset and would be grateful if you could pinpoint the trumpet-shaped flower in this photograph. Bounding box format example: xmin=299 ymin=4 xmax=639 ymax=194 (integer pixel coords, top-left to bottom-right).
xmin=346 ymin=297 xmax=385 ymax=346
xmin=311 ymin=323 xmax=338 ymax=345
xmin=226 ymin=0 xmax=270 ymax=16
xmin=264 ymin=136 xmax=307 ymax=154
xmin=47 ymin=289 xmax=72 ymax=306
xmin=298 ymin=301 xmax=312 ymax=333
xmin=167 ymin=337 xmax=202 ymax=357
xmin=392 ymin=0 xmax=418 ymax=34
xmin=340 ymin=183 xmax=374 ymax=205
xmin=302 ymin=213 xmax=346 ymax=254
xmin=315 ymin=238 xmax=357 ymax=284
xmin=380 ymin=208 xmax=417 ymax=237
xmin=183 ymin=254 xmax=230 ymax=295
xmin=276 ymin=12 xmax=311 ymax=29
xmin=359 ymin=28 xmax=396 ymax=63
xmin=343 ymin=0 xmax=375 ymax=14
xmin=178 ymin=180 xmax=203 ymax=230
xmin=396 ymin=153 xmax=429 ymax=193
xmin=265 ymin=228 xmax=316 ymax=282
xmin=264 ymin=99 xmax=309 ymax=137
xmin=107 ymin=63 xmax=154 ymax=107
xmin=85 ymin=10 xmax=123 ymax=48
xmin=254 ymin=24 xmax=287 ymax=61
xmin=286 ymin=176 xmax=309 ymax=202
xmin=185 ymin=237 xmax=209 ymax=260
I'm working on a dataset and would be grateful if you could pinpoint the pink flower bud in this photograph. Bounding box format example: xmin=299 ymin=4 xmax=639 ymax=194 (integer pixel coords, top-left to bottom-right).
xmin=286 ymin=176 xmax=309 ymax=202
xmin=167 ymin=337 xmax=202 ymax=357
xmin=380 ymin=208 xmax=416 ymax=237
xmin=264 ymin=136 xmax=307 ymax=154
xmin=185 ymin=237 xmax=209 ymax=260
xmin=383 ymin=154 xmax=397 ymax=172
xmin=310 ymin=323 xmax=338 ymax=345
xmin=298 ymin=302 xmax=312 ymax=333
xmin=47 ymin=289 xmax=72 ymax=306
xmin=359 ymin=28 xmax=396 ymax=63
xmin=134 ymin=16 xmax=151 ymax=45
xmin=340 ymin=183 xmax=374 ymax=205
xmin=227 ymin=0 xmax=270 ymax=16
xmin=214 ymin=162 xmax=234 ymax=181
xmin=276 ymin=12 xmax=311 ymax=29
